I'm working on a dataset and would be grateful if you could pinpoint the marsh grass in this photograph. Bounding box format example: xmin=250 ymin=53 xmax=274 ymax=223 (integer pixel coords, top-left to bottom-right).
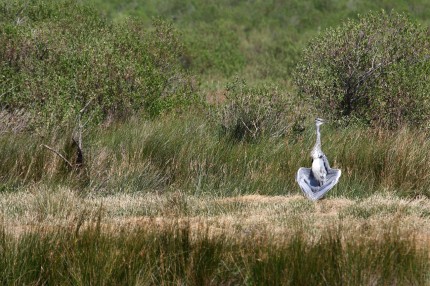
xmin=2 ymin=114 xmax=430 ymax=198
xmin=0 ymin=214 xmax=428 ymax=285
xmin=1 ymin=184 xmax=429 ymax=284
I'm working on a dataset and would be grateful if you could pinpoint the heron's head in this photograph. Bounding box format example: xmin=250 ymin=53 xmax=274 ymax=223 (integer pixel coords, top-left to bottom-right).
xmin=315 ymin=118 xmax=325 ymax=127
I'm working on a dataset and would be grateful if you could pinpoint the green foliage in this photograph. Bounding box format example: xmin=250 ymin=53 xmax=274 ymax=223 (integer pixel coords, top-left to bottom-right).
xmin=214 ymin=78 xmax=298 ymax=142
xmin=0 ymin=0 xmax=195 ymax=128
xmin=141 ymin=18 xmax=197 ymax=117
xmin=294 ymin=10 xmax=430 ymax=128
xmin=184 ymin=21 xmax=246 ymax=77
xmin=88 ymin=0 xmax=430 ymax=83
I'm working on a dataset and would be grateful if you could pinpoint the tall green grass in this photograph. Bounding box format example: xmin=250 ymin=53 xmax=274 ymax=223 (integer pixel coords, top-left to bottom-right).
xmin=2 ymin=113 xmax=430 ymax=198
xmin=0 ymin=218 xmax=427 ymax=285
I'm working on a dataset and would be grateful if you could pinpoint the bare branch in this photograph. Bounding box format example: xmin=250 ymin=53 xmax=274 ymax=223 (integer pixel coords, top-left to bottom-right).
xmin=79 ymin=97 xmax=94 ymax=114
xmin=42 ymin=144 xmax=74 ymax=169
xmin=74 ymin=97 xmax=94 ymax=151
xmin=77 ymin=114 xmax=83 ymax=151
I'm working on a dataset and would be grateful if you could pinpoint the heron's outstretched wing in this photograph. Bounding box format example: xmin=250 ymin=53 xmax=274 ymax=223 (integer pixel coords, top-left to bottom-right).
xmin=296 ymin=167 xmax=341 ymax=201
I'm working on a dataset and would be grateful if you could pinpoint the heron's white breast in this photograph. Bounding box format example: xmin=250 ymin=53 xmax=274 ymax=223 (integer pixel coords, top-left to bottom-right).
xmin=312 ymin=158 xmax=326 ymax=182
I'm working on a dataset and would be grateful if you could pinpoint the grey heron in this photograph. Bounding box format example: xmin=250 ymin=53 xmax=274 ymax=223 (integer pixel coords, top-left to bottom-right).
xmin=296 ymin=118 xmax=341 ymax=201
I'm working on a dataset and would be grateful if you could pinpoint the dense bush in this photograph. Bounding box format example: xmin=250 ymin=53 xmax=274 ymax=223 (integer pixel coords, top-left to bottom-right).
xmin=214 ymin=78 xmax=301 ymax=142
xmin=294 ymin=10 xmax=430 ymax=128
xmin=0 ymin=0 xmax=195 ymax=128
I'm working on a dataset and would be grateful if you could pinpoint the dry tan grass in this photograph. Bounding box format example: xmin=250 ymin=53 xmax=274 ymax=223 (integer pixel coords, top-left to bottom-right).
xmin=1 ymin=186 xmax=429 ymax=250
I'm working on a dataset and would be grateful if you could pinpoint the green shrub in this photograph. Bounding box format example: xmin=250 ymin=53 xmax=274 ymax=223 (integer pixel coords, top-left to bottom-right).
xmin=184 ymin=21 xmax=246 ymax=77
xmin=214 ymin=78 xmax=300 ymax=142
xmin=0 ymin=0 xmax=196 ymax=129
xmin=294 ymin=10 xmax=430 ymax=128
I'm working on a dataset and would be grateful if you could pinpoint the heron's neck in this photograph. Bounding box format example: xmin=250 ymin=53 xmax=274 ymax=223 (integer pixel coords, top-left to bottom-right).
xmin=311 ymin=125 xmax=322 ymax=158
xmin=315 ymin=125 xmax=321 ymax=149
